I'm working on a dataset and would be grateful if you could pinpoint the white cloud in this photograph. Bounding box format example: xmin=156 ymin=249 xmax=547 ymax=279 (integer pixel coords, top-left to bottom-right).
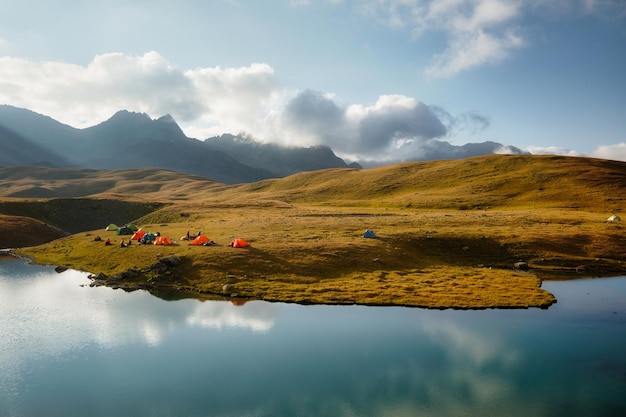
xmin=425 ymin=28 xmax=524 ymax=78
xmin=524 ymin=143 xmax=626 ymax=162
xmin=590 ymin=142 xmax=626 ymax=161
xmin=362 ymin=0 xmax=526 ymax=78
xmin=0 ymin=52 xmax=282 ymax=138
xmin=524 ymin=145 xmax=585 ymax=157
xmin=277 ymin=90 xmax=447 ymax=159
xmin=0 ymin=51 xmax=519 ymax=163
xmin=358 ymin=0 xmax=625 ymax=78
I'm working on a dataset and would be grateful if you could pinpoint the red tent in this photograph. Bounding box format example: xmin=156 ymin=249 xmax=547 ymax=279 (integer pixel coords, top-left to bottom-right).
xmin=190 ymin=235 xmax=211 ymax=245
xmin=154 ymin=236 xmax=173 ymax=246
xmin=130 ymin=230 xmax=146 ymax=240
xmin=228 ymin=238 xmax=249 ymax=248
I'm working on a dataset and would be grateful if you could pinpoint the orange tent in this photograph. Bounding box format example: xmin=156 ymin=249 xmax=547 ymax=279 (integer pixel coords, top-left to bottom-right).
xmin=154 ymin=236 xmax=173 ymax=245
xmin=130 ymin=230 xmax=146 ymax=240
xmin=190 ymin=235 xmax=211 ymax=245
xmin=228 ymin=238 xmax=249 ymax=248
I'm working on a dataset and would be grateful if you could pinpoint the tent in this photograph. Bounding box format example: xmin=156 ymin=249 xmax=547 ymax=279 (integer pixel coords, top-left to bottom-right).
xmin=131 ymin=230 xmax=146 ymax=240
xmin=154 ymin=236 xmax=173 ymax=246
xmin=228 ymin=238 xmax=250 ymax=248
xmin=105 ymin=223 xmax=118 ymax=231
xmin=607 ymin=214 xmax=621 ymax=223
xmin=116 ymin=226 xmax=134 ymax=235
xmin=363 ymin=229 xmax=378 ymax=238
xmin=126 ymin=224 xmax=139 ymax=231
xmin=141 ymin=232 xmax=156 ymax=243
xmin=190 ymin=235 xmax=212 ymax=245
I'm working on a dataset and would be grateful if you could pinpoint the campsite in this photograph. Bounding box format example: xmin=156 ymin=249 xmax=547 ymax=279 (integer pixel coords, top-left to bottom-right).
xmin=4 ymin=154 xmax=626 ymax=309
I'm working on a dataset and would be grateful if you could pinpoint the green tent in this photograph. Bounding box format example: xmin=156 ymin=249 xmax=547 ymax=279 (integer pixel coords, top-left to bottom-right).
xmin=116 ymin=226 xmax=134 ymax=235
xmin=105 ymin=223 xmax=118 ymax=231
xmin=127 ymin=224 xmax=139 ymax=231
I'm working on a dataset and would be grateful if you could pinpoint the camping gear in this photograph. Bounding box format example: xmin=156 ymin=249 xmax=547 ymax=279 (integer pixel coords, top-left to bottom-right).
xmin=363 ymin=229 xmax=378 ymax=238
xmin=154 ymin=236 xmax=173 ymax=245
xmin=190 ymin=235 xmax=212 ymax=245
xmin=131 ymin=230 xmax=146 ymax=240
xmin=116 ymin=226 xmax=134 ymax=235
xmin=607 ymin=214 xmax=621 ymax=222
xmin=105 ymin=223 xmax=118 ymax=231
xmin=141 ymin=233 xmax=156 ymax=243
xmin=228 ymin=238 xmax=249 ymax=248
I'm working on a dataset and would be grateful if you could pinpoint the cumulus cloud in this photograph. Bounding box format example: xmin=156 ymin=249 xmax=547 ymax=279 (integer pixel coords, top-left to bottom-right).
xmin=590 ymin=142 xmax=626 ymax=161
xmin=524 ymin=145 xmax=585 ymax=157
xmin=0 ymin=52 xmax=204 ymax=127
xmin=279 ymin=90 xmax=448 ymax=159
xmin=0 ymin=51 xmax=282 ymax=137
xmin=0 ymin=51 xmax=519 ymax=164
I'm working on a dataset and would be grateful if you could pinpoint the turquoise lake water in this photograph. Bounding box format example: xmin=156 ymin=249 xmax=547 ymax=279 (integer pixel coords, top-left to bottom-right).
xmin=1 ymin=256 xmax=625 ymax=417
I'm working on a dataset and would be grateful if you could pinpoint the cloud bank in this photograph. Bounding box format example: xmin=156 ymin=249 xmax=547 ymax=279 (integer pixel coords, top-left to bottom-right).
xmin=1 ymin=51 xmax=622 ymax=164
xmin=0 ymin=51 xmax=502 ymax=164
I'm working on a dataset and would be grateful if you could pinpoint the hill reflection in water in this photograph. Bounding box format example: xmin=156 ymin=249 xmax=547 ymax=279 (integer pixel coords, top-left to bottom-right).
xmin=1 ymin=257 xmax=625 ymax=417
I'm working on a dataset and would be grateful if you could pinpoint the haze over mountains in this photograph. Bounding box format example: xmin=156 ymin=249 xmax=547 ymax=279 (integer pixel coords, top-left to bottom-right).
xmin=0 ymin=105 xmax=527 ymax=183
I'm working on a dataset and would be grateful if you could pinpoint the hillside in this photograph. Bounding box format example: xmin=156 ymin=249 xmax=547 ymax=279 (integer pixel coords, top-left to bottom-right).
xmin=0 ymin=105 xmax=358 ymax=183
xmin=4 ymin=154 xmax=624 ymax=211
xmin=0 ymin=165 xmax=226 ymax=199
xmin=6 ymin=154 xmax=626 ymax=309
xmin=0 ymin=214 xmax=65 ymax=248
xmin=208 ymin=154 xmax=626 ymax=212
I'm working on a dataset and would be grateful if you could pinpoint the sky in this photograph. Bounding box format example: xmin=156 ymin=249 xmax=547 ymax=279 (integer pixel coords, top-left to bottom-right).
xmin=0 ymin=0 xmax=625 ymax=165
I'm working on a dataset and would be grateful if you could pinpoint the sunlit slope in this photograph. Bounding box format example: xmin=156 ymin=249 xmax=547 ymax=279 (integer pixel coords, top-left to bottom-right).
xmin=225 ymin=155 xmax=626 ymax=211
xmin=0 ymin=166 xmax=226 ymax=200
xmin=2 ymin=155 xmax=625 ymax=211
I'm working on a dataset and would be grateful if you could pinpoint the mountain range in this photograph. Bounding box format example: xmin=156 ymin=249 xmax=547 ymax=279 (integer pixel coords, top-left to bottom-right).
xmin=0 ymin=105 xmax=526 ymax=183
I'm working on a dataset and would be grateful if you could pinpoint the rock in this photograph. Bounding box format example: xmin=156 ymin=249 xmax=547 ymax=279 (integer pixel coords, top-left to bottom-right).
xmin=93 ymin=272 xmax=108 ymax=280
xmin=54 ymin=266 xmax=67 ymax=273
xmin=514 ymin=262 xmax=529 ymax=271
xmin=160 ymin=255 xmax=181 ymax=267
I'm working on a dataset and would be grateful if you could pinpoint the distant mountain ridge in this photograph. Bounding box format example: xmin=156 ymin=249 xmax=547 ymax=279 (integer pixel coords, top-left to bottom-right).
xmin=0 ymin=105 xmax=526 ymax=183
xmin=0 ymin=106 xmax=363 ymax=183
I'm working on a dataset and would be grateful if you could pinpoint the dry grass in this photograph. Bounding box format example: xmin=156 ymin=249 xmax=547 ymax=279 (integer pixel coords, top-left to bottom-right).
xmin=6 ymin=154 xmax=626 ymax=309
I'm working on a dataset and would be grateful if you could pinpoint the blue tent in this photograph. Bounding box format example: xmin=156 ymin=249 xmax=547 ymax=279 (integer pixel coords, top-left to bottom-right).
xmin=363 ymin=229 xmax=378 ymax=238
xmin=141 ymin=232 xmax=156 ymax=243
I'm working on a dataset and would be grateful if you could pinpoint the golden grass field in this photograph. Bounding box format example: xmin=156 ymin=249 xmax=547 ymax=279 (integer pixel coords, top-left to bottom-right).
xmin=3 ymin=154 xmax=626 ymax=309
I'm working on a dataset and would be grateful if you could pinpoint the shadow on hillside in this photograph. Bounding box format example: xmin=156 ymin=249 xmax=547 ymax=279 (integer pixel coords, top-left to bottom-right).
xmin=218 ymin=234 xmax=526 ymax=280
xmin=0 ymin=199 xmax=164 ymax=234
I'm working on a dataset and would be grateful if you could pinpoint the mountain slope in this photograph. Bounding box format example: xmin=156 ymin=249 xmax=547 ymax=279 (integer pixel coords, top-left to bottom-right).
xmin=0 ymin=105 xmax=83 ymax=158
xmin=1 ymin=155 xmax=624 ymax=214
xmin=203 ymin=134 xmax=361 ymax=176
xmin=0 ymin=165 xmax=225 ymax=199
xmin=0 ymin=106 xmax=359 ymax=183
xmin=0 ymin=124 xmax=70 ymax=167
xmin=78 ymin=111 xmax=274 ymax=183
xmin=228 ymin=154 xmax=626 ymax=212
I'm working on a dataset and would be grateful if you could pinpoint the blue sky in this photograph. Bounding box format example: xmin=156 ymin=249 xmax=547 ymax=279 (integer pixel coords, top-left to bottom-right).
xmin=1 ymin=0 xmax=625 ymax=164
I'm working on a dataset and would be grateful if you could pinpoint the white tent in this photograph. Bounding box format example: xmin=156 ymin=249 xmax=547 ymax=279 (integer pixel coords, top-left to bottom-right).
xmin=607 ymin=214 xmax=621 ymax=222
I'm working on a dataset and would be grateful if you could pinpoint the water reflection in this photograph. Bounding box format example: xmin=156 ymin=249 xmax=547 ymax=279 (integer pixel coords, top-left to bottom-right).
xmin=1 ymin=257 xmax=625 ymax=417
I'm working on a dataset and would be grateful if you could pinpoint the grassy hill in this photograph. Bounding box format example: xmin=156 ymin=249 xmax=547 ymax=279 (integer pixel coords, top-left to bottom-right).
xmin=4 ymin=154 xmax=626 ymax=309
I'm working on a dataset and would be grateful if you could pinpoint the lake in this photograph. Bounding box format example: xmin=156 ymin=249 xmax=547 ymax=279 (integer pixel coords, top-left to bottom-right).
xmin=1 ymin=255 xmax=625 ymax=417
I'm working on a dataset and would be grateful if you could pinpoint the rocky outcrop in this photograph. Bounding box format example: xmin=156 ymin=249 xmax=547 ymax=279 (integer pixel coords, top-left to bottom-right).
xmin=88 ymin=255 xmax=183 ymax=292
